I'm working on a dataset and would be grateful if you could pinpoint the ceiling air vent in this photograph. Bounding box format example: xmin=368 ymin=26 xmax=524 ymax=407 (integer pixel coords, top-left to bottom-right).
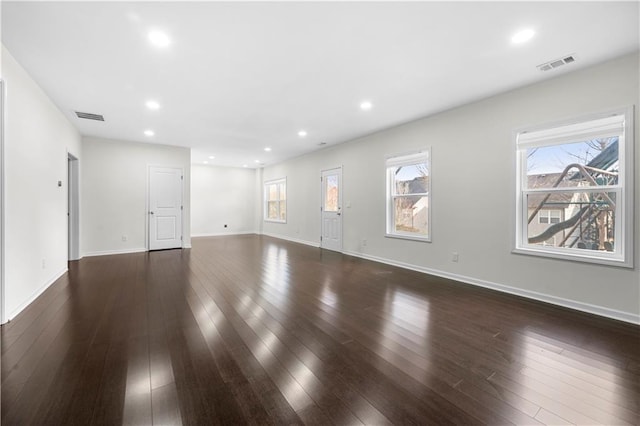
xmin=537 ymin=55 xmax=576 ymax=72
xmin=75 ymin=111 xmax=104 ymax=121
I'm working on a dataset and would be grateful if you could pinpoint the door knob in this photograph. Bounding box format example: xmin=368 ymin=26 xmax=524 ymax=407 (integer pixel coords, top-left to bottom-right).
xmin=150 ymin=211 xmax=154 ymax=215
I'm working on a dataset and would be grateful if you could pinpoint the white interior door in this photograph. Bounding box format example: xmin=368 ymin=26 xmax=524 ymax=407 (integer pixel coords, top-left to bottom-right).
xmin=321 ymin=167 xmax=342 ymax=252
xmin=149 ymin=166 xmax=183 ymax=250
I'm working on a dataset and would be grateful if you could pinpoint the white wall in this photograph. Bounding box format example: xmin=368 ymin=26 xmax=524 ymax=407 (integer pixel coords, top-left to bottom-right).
xmin=262 ymin=52 xmax=640 ymax=323
xmin=82 ymin=136 xmax=191 ymax=255
xmin=191 ymin=164 xmax=256 ymax=236
xmin=1 ymin=45 xmax=82 ymax=321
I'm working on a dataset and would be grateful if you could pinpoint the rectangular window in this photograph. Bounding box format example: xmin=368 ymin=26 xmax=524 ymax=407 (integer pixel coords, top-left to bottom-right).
xmin=538 ymin=209 xmax=561 ymax=224
xmin=264 ymin=178 xmax=286 ymax=223
xmin=515 ymin=109 xmax=633 ymax=267
xmin=386 ymin=150 xmax=431 ymax=241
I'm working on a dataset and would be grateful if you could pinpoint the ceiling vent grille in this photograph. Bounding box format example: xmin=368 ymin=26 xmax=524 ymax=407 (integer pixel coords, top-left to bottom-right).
xmin=537 ymin=55 xmax=576 ymax=72
xmin=75 ymin=111 xmax=104 ymax=121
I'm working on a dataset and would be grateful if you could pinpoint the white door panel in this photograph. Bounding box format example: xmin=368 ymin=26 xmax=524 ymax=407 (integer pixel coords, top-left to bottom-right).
xmin=156 ymin=217 xmax=177 ymax=240
xmin=321 ymin=167 xmax=342 ymax=252
xmin=149 ymin=166 xmax=182 ymax=250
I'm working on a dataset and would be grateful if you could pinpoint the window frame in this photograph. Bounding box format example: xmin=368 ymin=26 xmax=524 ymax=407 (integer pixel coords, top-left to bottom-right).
xmin=385 ymin=149 xmax=431 ymax=242
xmin=513 ymin=107 xmax=634 ymax=268
xmin=264 ymin=177 xmax=287 ymax=223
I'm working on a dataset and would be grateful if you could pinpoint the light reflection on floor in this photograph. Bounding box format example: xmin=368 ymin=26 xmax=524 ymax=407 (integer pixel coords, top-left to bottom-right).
xmin=260 ymin=244 xmax=292 ymax=309
xmin=320 ymin=277 xmax=338 ymax=307
xmin=505 ymin=330 xmax=634 ymax=424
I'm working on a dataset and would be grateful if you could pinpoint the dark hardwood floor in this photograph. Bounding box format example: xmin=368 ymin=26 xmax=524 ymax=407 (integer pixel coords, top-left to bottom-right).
xmin=2 ymin=235 xmax=639 ymax=425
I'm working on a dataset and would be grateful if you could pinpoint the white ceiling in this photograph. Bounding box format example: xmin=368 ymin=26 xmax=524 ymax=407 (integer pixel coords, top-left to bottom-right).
xmin=2 ymin=1 xmax=638 ymax=168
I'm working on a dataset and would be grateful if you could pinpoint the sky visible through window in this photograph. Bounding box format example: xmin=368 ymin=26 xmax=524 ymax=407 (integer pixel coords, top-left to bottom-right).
xmin=395 ymin=164 xmax=428 ymax=181
xmin=526 ymin=138 xmax=617 ymax=175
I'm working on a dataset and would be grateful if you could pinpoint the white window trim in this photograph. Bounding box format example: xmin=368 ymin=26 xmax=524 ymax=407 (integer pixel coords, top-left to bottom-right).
xmin=513 ymin=107 xmax=634 ymax=268
xmin=264 ymin=177 xmax=287 ymax=223
xmin=385 ymin=149 xmax=431 ymax=242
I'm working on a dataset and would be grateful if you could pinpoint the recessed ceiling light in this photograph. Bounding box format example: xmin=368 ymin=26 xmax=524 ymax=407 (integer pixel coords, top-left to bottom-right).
xmin=298 ymin=130 xmax=307 ymax=137
xmin=243 ymin=164 xmax=248 ymax=168
xmin=360 ymin=101 xmax=373 ymax=110
xmin=511 ymin=29 xmax=535 ymax=44
xmin=264 ymin=147 xmax=272 ymax=152
xmin=145 ymin=100 xmax=160 ymax=110
xmin=203 ymin=161 xmax=208 ymax=164
xmin=148 ymin=30 xmax=171 ymax=48
xmin=208 ymin=155 xmax=215 ymax=159
xmin=144 ymin=130 xmax=154 ymax=137
xmin=254 ymin=159 xmax=260 ymax=163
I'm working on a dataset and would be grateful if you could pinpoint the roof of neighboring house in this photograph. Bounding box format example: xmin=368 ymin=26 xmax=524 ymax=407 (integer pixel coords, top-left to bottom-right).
xmin=409 ymin=176 xmax=429 ymax=193
xmin=527 ymin=173 xmax=574 ymax=209
xmin=397 ymin=176 xmax=429 ymax=195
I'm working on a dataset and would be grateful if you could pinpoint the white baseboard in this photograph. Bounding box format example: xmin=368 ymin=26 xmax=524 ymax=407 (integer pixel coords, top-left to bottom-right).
xmin=5 ymin=266 xmax=67 ymax=323
xmin=83 ymin=247 xmax=147 ymax=257
xmin=261 ymin=232 xmax=320 ymax=248
xmin=343 ymin=250 xmax=639 ymax=325
xmin=191 ymin=231 xmax=257 ymax=238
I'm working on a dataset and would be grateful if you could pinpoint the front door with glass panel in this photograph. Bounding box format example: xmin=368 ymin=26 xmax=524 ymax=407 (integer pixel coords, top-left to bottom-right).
xmin=321 ymin=167 xmax=342 ymax=251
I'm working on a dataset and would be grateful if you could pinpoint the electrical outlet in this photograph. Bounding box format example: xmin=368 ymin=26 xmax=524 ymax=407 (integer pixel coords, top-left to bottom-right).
xmin=122 ymin=235 xmax=128 ymax=242
xmin=42 ymin=259 xmax=46 ymax=269
xmin=362 ymin=239 xmax=367 ymax=247
xmin=452 ymin=251 xmax=459 ymax=262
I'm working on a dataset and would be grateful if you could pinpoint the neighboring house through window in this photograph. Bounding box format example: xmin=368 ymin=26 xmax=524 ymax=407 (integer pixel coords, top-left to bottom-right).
xmin=386 ymin=150 xmax=431 ymax=241
xmin=514 ymin=109 xmax=633 ymax=267
xmin=264 ymin=178 xmax=286 ymax=222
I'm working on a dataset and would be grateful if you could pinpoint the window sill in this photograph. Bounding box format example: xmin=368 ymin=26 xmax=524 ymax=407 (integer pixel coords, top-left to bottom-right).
xmin=512 ymin=246 xmax=632 ymax=268
xmin=385 ymin=233 xmax=431 ymax=243
xmin=264 ymin=219 xmax=286 ymax=224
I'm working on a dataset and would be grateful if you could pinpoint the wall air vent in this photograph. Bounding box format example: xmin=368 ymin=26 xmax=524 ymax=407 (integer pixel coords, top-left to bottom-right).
xmin=537 ymin=55 xmax=576 ymax=72
xmin=75 ymin=111 xmax=104 ymax=121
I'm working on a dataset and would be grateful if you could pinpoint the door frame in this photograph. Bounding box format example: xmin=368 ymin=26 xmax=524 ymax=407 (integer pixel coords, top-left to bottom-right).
xmin=146 ymin=165 xmax=184 ymax=250
xmin=320 ymin=166 xmax=343 ymax=252
xmin=67 ymin=152 xmax=80 ymax=260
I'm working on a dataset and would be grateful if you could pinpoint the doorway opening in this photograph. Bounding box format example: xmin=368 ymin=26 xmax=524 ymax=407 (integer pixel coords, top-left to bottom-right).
xmin=67 ymin=153 xmax=80 ymax=261
xmin=1 ymin=79 xmax=5 ymax=323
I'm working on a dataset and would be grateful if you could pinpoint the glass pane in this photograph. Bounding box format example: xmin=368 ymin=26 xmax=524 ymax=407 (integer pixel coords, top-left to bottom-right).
xmin=526 ymin=191 xmax=616 ymax=251
xmin=267 ymin=201 xmax=278 ymax=219
xmin=393 ymin=163 xmax=429 ymax=195
xmin=324 ymin=174 xmax=338 ymax=212
xmin=279 ymin=201 xmax=286 ymax=220
xmin=393 ymin=195 xmax=428 ymax=236
xmin=526 ymin=137 xmax=618 ymax=189
xmin=268 ymin=184 xmax=278 ymax=201
xmin=279 ymin=183 xmax=286 ymax=200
